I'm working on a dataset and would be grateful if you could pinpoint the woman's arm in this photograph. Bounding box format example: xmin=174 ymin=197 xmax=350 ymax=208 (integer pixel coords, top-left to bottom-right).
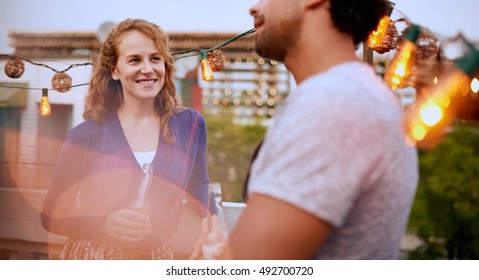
xmin=41 ymin=125 xmax=108 ymax=239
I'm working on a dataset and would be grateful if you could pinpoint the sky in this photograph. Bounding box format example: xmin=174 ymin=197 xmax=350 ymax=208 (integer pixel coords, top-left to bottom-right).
xmin=1 ymin=0 xmax=479 ymax=54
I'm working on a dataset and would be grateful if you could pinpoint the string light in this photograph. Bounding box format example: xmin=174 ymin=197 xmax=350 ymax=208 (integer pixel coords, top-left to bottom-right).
xmin=200 ymin=51 xmax=214 ymax=82
xmin=0 ymin=28 xmax=254 ymax=91
xmin=173 ymin=28 xmax=255 ymax=82
xmin=404 ymin=40 xmax=479 ymax=150
xmin=1 ymin=29 xmax=254 ymax=116
xmin=384 ymin=24 xmax=421 ymax=90
xmin=2 ymin=19 xmax=479 ymax=134
xmin=39 ymin=88 xmax=51 ymax=118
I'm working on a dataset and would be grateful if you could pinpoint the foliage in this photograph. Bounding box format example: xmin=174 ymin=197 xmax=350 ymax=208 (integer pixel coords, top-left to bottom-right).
xmin=407 ymin=121 xmax=479 ymax=259
xmin=204 ymin=113 xmax=266 ymax=202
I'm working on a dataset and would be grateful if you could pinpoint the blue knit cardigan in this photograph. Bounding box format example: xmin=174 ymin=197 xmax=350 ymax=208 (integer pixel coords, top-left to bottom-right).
xmin=41 ymin=108 xmax=210 ymax=247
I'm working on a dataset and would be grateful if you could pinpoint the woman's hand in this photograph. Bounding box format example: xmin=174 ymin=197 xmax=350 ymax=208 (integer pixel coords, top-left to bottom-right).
xmin=105 ymin=209 xmax=152 ymax=244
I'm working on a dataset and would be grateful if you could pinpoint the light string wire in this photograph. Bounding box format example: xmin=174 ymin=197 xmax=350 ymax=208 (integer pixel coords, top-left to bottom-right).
xmin=390 ymin=6 xmax=478 ymax=53
xmin=0 ymin=82 xmax=90 ymax=91
xmin=0 ymin=54 xmax=94 ymax=73
xmin=0 ymin=53 xmax=94 ymax=91
xmin=173 ymin=28 xmax=255 ymax=60
xmin=0 ymin=28 xmax=256 ymax=91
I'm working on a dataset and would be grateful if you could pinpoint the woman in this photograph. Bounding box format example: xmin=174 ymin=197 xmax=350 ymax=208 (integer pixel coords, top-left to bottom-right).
xmin=41 ymin=18 xmax=211 ymax=260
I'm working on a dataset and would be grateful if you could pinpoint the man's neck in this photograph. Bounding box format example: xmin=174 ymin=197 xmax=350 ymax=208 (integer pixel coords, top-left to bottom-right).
xmin=284 ymin=9 xmax=359 ymax=85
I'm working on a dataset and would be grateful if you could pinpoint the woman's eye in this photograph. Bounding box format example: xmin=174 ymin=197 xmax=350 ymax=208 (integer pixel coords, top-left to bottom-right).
xmin=128 ymin=58 xmax=140 ymax=63
xmin=152 ymin=57 xmax=161 ymax=62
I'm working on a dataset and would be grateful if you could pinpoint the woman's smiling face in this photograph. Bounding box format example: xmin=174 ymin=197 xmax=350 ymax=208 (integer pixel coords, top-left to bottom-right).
xmin=112 ymin=30 xmax=166 ymax=103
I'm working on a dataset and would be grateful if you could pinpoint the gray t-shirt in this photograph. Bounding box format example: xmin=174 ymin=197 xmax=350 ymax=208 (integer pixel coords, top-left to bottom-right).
xmin=248 ymin=62 xmax=418 ymax=259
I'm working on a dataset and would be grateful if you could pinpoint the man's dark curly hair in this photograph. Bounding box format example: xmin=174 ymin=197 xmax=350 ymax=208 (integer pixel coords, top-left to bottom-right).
xmin=329 ymin=0 xmax=389 ymax=45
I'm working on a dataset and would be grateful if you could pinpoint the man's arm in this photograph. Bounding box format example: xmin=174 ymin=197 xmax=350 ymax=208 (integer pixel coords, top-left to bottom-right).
xmin=221 ymin=193 xmax=332 ymax=259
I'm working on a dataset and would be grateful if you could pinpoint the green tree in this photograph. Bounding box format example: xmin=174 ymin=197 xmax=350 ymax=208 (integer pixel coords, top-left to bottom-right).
xmin=408 ymin=121 xmax=479 ymax=259
xmin=204 ymin=113 xmax=266 ymax=202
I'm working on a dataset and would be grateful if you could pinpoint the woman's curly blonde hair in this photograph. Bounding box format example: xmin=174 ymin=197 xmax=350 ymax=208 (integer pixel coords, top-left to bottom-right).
xmin=83 ymin=18 xmax=181 ymax=144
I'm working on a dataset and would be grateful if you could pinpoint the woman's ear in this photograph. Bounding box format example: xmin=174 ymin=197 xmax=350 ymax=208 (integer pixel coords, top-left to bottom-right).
xmin=111 ymin=67 xmax=119 ymax=81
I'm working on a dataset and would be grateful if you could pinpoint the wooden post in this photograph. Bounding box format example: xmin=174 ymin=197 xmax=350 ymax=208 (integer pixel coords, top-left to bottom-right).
xmin=363 ymin=42 xmax=374 ymax=66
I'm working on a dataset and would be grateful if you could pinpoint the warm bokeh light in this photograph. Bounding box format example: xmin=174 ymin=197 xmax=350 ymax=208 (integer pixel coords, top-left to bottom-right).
xmin=419 ymin=99 xmax=444 ymax=126
xmin=471 ymin=78 xmax=479 ymax=93
xmin=404 ymin=68 xmax=472 ymax=149
xmin=384 ymin=41 xmax=417 ymax=89
xmin=410 ymin=121 xmax=426 ymax=141
xmin=367 ymin=15 xmax=391 ymax=49
xmin=384 ymin=25 xmax=421 ymax=90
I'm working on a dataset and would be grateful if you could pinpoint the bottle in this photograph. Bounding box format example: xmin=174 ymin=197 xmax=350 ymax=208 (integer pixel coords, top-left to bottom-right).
xmin=131 ymin=163 xmax=153 ymax=216
xmin=201 ymin=182 xmax=228 ymax=259
xmin=122 ymin=163 xmax=153 ymax=258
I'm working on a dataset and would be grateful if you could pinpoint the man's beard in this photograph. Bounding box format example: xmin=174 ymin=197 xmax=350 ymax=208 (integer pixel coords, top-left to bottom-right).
xmin=254 ymin=14 xmax=301 ymax=62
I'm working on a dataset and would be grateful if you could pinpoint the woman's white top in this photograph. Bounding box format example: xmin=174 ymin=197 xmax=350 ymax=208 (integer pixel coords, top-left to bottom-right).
xmin=133 ymin=150 xmax=156 ymax=167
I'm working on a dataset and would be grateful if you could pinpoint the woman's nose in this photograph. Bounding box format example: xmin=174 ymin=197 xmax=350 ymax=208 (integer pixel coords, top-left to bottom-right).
xmin=140 ymin=61 xmax=153 ymax=73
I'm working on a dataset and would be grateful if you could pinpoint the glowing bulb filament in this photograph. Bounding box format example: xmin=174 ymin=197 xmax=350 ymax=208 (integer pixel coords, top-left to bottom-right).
xmin=201 ymin=58 xmax=214 ymax=82
xmin=39 ymin=88 xmax=51 ymax=118
xmin=200 ymin=51 xmax=214 ymax=82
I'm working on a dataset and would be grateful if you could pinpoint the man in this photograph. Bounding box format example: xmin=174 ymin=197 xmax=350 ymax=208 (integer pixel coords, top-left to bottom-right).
xmin=222 ymin=0 xmax=419 ymax=259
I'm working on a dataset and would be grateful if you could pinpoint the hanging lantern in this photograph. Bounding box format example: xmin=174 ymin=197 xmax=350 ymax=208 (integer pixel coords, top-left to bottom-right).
xmin=410 ymin=31 xmax=441 ymax=90
xmin=370 ymin=20 xmax=399 ymax=54
xmin=4 ymin=58 xmax=25 ymax=79
xmin=367 ymin=2 xmax=398 ymax=54
xmin=51 ymin=72 xmax=72 ymax=93
xmin=207 ymin=49 xmax=226 ymax=72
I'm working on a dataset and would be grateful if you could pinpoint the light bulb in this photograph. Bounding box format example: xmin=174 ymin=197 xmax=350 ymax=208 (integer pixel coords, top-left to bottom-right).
xmin=39 ymin=88 xmax=51 ymax=118
xmin=367 ymin=2 xmax=395 ymax=50
xmin=471 ymin=78 xmax=479 ymax=93
xmin=384 ymin=25 xmax=421 ymax=90
xmin=200 ymin=51 xmax=214 ymax=82
xmin=404 ymin=44 xmax=479 ymax=150
xmin=419 ymin=100 xmax=444 ymax=127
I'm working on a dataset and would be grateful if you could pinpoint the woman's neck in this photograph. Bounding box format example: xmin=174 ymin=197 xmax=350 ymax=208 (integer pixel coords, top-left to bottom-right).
xmin=118 ymin=107 xmax=161 ymax=153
